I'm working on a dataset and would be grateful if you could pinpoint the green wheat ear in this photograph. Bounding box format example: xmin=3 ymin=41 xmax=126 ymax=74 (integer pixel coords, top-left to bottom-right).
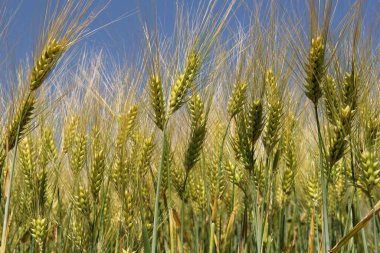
xmin=305 ymin=36 xmax=325 ymax=105
xmin=90 ymin=140 xmax=106 ymax=201
xmin=137 ymin=136 xmax=155 ymax=174
xmin=247 ymin=99 xmax=264 ymax=145
xmin=71 ymin=219 xmax=86 ymax=249
xmin=168 ymin=51 xmax=200 ymax=116
xmin=359 ymin=150 xmax=380 ymax=194
xmin=263 ymin=69 xmax=282 ymax=155
xmin=282 ymin=117 xmax=297 ymax=200
xmin=116 ymin=105 xmax=138 ymax=149
xmin=365 ymin=116 xmax=379 ymax=148
xmin=75 ymin=185 xmax=90 ymax=215
xmin=184 ymin=94 xmax=207 ymax=172
xmin=19 ymin=137 xmax=35 ymax=190
xmin=4 ymin=96 xmax=36 ymax=152
xmin=227 ymin=81 xmax=248 ymax=118
xmin=149 ymin=74 xmax=166 ymax=130
xmin=323 ymin=75 xmax=340 ymax=124
xmin=342 ymin=71 xmax=358 ymax=111
xmin=124 ymin=190 xmax=134 ymax=231
xmin=62 ymin=115 xmax=79 ymax=154
xmin=30 ymin=217 xmax=47 ymax=250
xmin=69 ymin=132 xmax=87 ymax=175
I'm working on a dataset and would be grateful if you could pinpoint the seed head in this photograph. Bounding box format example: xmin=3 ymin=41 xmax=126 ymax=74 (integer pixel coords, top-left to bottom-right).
xmin=184 ymin=94 xmax=207 ymax=172
xmin=168 ymin=51 xmax=200 ymax=116
xmin=30 ymin=39 xmax=63 ymax=91
xmin=305 ymin=36 xmax=325 ymax=105
xmin=359 ymin=150 xmax=380 ymax=194
xmin=149 ymin=74 xmax=166 ymax=130
xmin=247 ymin=99 xmax=264 ymax=145
xmin=227 ymin=81 xmax=248 ymax=118
xmin=4 ymin=96 xmax=35 ymax=151
xmin=30 ymin=217 xmax=47 ymax=249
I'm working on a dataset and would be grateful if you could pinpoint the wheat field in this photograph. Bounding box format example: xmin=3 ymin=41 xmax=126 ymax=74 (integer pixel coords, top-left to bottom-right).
xmin=0 ymin=0 xmax=379 ymax=252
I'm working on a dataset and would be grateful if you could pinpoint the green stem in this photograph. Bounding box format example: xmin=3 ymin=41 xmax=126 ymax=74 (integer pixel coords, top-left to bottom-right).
xmin=138 ymin=179 xmax=151 ymax=253
xmin=250 ymin=170 xmax=262 ymax=253
xmin=209 ymin=222 xmax=216 ymax=253
xmin=151 ymin=130 xmax=167 ymax=253
xmin=209 ymin=118 xmax=232 ymax=253
xmin=279 ymin=205 xmax=286 ymax=252
xmin=369 ymin=197 xmax=379 ymax=253
xmin=180 ymin=198 xmax=185 ymax=253
xmin=314 ymin=105 xmax=330 ymax=252
xmin=180 ymin=172 xmax=189 ymax=253
xmin=293 ymin=190 xmax=304 ymax=252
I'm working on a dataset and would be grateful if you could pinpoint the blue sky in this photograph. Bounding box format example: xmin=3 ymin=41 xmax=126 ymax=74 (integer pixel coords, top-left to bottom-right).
xmin=1 ymin=0 xmax=379 ymax=66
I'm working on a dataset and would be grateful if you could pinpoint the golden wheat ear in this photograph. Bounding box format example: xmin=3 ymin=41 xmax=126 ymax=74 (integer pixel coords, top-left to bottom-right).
xmin=30 ymin=39 xmax=63 ymax=91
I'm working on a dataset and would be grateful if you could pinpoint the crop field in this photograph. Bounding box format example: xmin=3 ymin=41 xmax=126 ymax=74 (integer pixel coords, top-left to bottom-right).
xmin=0 ymin=0 xmax=379 ymax=252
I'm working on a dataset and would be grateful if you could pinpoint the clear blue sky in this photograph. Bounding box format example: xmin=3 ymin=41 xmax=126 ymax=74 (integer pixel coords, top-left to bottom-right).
xmin=1 ymin=0 xmax=379 ymax=66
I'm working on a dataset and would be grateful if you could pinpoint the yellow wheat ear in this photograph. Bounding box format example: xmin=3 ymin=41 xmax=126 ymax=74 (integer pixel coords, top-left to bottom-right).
xmin=30 ymin=39 xmax=63 ymax=91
